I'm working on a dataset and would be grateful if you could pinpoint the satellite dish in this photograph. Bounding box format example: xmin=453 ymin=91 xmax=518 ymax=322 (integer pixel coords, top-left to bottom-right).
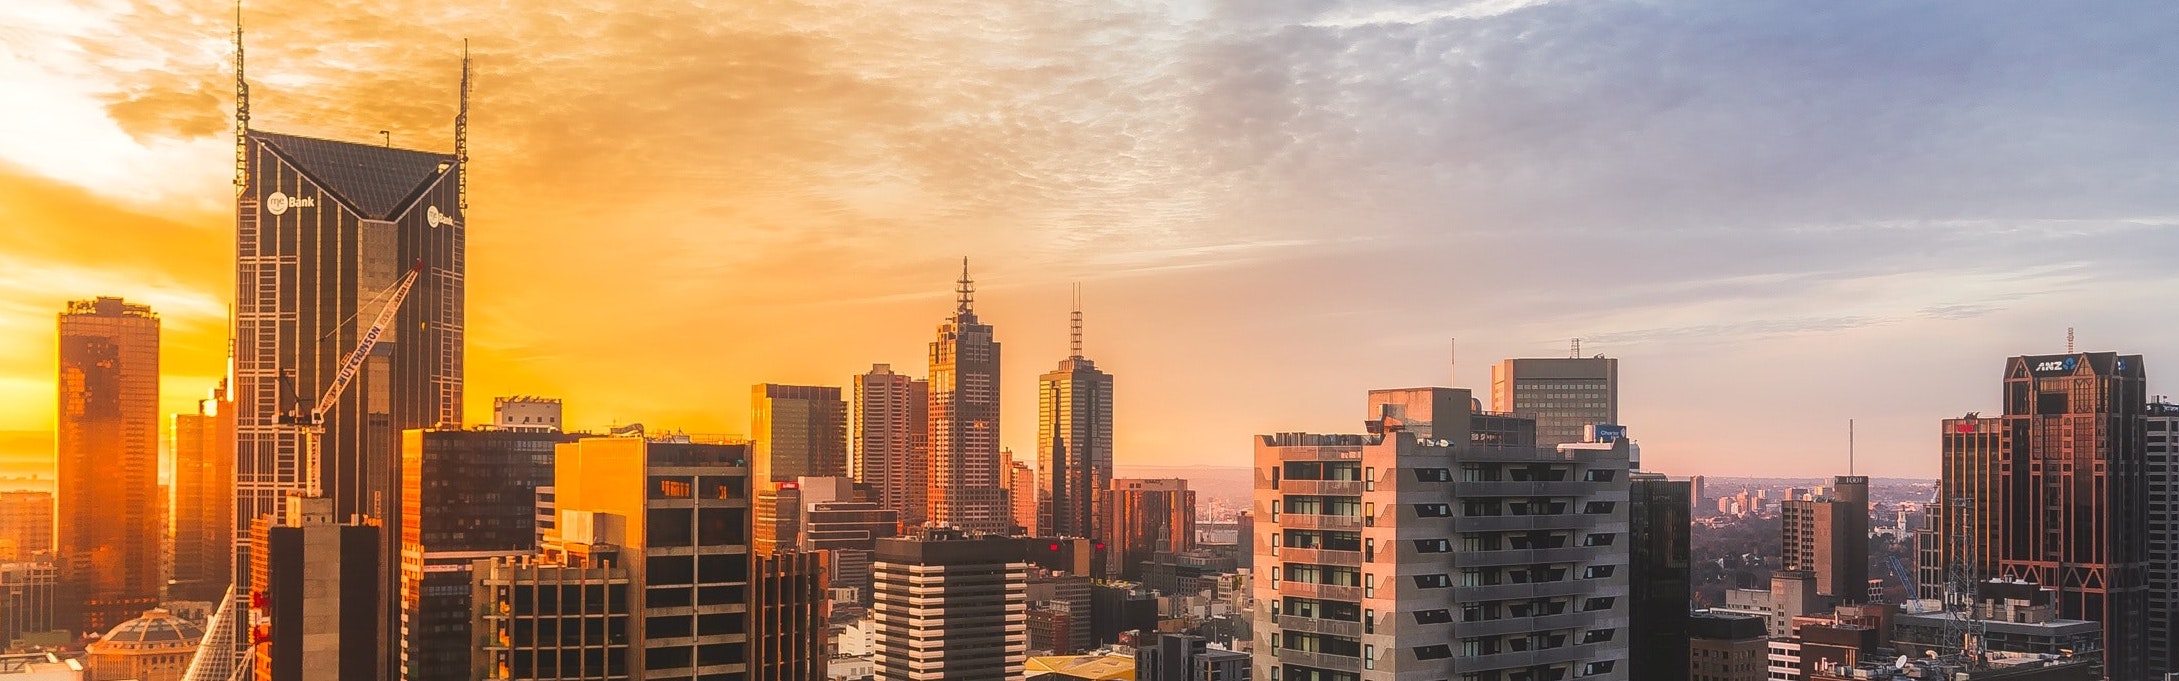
xmin=1895 ymin=655 xmax=1910 ymax=669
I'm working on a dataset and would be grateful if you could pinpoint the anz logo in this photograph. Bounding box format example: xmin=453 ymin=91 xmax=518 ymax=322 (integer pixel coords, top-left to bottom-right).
xmin=2033 ymin=357 xmax=2078 ymax=373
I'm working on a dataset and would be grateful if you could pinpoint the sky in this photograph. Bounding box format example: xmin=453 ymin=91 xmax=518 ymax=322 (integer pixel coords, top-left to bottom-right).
xmin=2 ymin=0 xmax=2176 ymax=479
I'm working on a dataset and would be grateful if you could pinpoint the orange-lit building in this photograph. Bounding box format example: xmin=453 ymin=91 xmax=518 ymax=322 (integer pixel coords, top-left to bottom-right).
xmin=1097 ymin=479 xmax=1193 ymax=581
xmin=1036 ymin=298 xmax=1112 ymax=541
xmin=926 ymin=264 xmax=1009 ymax=535
xmin=750 ymin=550 xmax=828 ymax=680
xmin=0 ymin=491 xmax=52 ymax=562
xmin=169 ymin=382 xmax=234 ymax=604
xmin=56 ymin=297 xmax=161 ymax=635
xmin=853 ymin=365 xmax=928 ymax=527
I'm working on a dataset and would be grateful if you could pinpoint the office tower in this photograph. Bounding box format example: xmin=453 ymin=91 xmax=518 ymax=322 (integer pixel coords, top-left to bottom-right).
xmin=399 ymin=429 xmax=576 ymax=681
xmin=1689 ymin=613 xmax=1766 ymax=681
xmin=1135 ymin=632 xmax=1250 ymax=681
xmin=753 ymin=384 xmax=848 ymax=485
xmin=1713 ymin=570 xmax=1826 ymax=639
xmin=755 ymin=483 xmax=802 ymax=554
xmin=1088 ymin=582 xmax=1158 ymax=646
xmin=1936 ymin=353 xmax=2149 ymax=679
xmin=1027 ymin=569 xmax=1093 ymax=654
xmin=1780 ymin=476 xmax=1869 ymax=601
xmin=56 ymin=296 xmax=161 ymax=635
xmin=1689 ymin=475 xmax=1706 ymax=512
xmin=250 ymin=496 xmax=381 ymax=681
xmin=0 ymin=492 xmax=52 ymax=562
xmin=1629 ymin=472 xmax=1692 ymax=681
xmin=1037 ymin=295 xmax=1113 ymax=541
xmin=1490 ymin=356 xmax=1619 ymax=448
xmin=552 ymin=435 xmax=759 ymax=677
xmin=471 ymin=552 xmax=633 ymax=680
xmin=492 ymin=396 xmax=563 ymax=432
xmin=749 ymin=550 xmax=828 ymax=680
xmin=1254 ymin=387 xmax=1632 ymax=681
xmin=2146 ymin=400 xmax=2178 ymax=677
xmin=926 ymin=264 xmax=1008 ymax=534
xmin=1100 ymin=479 xmax=1194 ymax=581
xmin=853 ymin=365 xmax=928 ymax=526
xmin=1005 ymin=450 xmax=1037 ymax=536
xmin=871 ymin=530 xmax=1028 ymax=681
xmin=0 ymin=560 xmax=58 ymax=647
xmin=1234 ymin=511 xmax=1252 ymax=570
xmin=798 ymin=477 xmax=900 ymax=602
xmin=85 ymin=608 xmax=204 ymax=681
xmin=170 ymin=382 xmax=235 ymax=604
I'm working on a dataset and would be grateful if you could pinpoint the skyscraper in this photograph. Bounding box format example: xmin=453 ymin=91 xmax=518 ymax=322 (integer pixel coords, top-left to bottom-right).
xmin=1038 ymin=291 xmax=1113 ymax=541
xmin=1253 ymin=387 xmax=1633 ymax=681
xmin=1937 ymin=352 xmax=2150 ymax=679
xmin=926 ymin=262 xmax=1007 ymax=534
xmin=2144 ymin=400 xmax=2179 ymax=677
xmin=1099 ymin=479 xmax=1193 ymax=581
xmin=0 ymin=491 xmax=52 ymax=562
xmin=1005 ymin=450 xmax=1037 ymax=536
xmin=56 ymin=296 xmax=161 ymax=634
xmin=250 ymin=496 xmax=381 ymax=681
xmin=1629 ymin=472 xmax=1692 ymax=681
xmin=853 ymin=364 xmax=928 ymax=526
xmin=1491 ymin=356 xmax=1619 ymax=448
xmin=752 ymin=384 xmax=848 ymax=484
xmin=171 ymin=381 xmax=235 ymax=604
xmin=871 ymin=530 xmax=1028 ymax=681
xmin=1780 ymin=476 xmax=1869 ymax=601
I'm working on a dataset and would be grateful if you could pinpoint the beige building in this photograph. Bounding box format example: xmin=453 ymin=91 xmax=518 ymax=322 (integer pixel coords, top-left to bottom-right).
xmin=86 ymin=608 xmax=202 ymax=681
xmin=1490 ymin=356 xmax=1618 ymax=449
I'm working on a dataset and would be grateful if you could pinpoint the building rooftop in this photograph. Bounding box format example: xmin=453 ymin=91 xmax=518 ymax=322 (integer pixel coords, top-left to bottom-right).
xmin=253 ymin=130 xmax=454 ymax=220
xmin=1025 ymin=652 xmax=1136 ymax=680
xmin=94 ymin=608 xmax=204 ymax=646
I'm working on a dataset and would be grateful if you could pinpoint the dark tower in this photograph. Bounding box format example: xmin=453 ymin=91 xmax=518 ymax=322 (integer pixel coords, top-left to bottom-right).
xmin=926 ymin=260 xmax=1007 ymax=534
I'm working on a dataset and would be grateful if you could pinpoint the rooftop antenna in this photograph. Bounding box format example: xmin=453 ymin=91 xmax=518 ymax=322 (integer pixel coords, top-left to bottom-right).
xmin=1449 ymin=337 xmax=1457 ymax=386
xmin=1849 ymin=419 xmax=1855 ymax=476
xmin=1570 ymin=338 xmax=1582 ymax=358
xmin=379 ymin=130 xmax=390 ymax=147
xmin=1069 ymin=283 xmax=1083 ymax=359
xmin=232 ymin=0 xmax=249 ymax=196
xmin=956 ymin=258 xmax=975 ymax=315
xmin=456 ymin=38 xmax=470 ymax=211
xmin=2066 ymin=327 xmax=2074 ymax=354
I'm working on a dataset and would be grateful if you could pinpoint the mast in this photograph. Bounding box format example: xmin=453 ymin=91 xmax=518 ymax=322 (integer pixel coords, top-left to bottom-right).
xmin=456 ymin=39 xmax=471 ymax=211
xmin=232 ymin=0 xmax=249 ymax=196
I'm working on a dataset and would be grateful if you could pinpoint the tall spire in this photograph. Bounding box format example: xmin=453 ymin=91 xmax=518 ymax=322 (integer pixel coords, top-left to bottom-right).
xmin=232 ymin=0 xmax=249 ymax=196
xmin=456 ymin=39 xmax=471 ymax=211
xmin=1069 ymin=283 xmax=1083 ymax=359
xmin=956 ymin=257 xmax=975 ymax=315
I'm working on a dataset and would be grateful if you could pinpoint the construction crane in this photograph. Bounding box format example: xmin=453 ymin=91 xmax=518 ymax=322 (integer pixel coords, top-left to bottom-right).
xmin=278 ymin=260 xmax=426 ymax=498
xmin=1885 ymin=553 xmax=1923 ymax=612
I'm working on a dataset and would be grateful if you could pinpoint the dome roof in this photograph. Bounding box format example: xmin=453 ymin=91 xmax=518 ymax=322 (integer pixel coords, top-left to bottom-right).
xmin=98 ymin=608 xmax=204 ymax=645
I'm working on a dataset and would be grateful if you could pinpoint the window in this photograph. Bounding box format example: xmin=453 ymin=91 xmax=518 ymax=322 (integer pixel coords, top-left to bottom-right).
xmin=1416 ymin=468 xmax=1453 ymax=482
xmin=1582 ymin=565 xmax=1615 ymax=579
xmin=1583 ymin=469 xmax=1616 ymax=482
xmin=651 ymin=477 xmax=693 ymax=499
xmin=1581 ymin=661 xmax=1615 ymax=676
xmin=1584 ymin=533 xmax=1616 ymax=547
xmin=1416 ymin=503 xmax=1452 ymax=517
xmin=1413 ymin=573 xmax=1451 ymax=589
xmin=1582 ymin=501 xmax=1615 ymax=514
xmin=1365 ymin=467 xmax=1376 ymax=491
xmin=1364 ymin=644 xmax=1375 ymax=669
xmin=1462 ymin=500 xmax=1502 ymax=516
xmin=1582 ymin=629 xmax=1614 ymax=644
xmin=1415 ymin=538 xmax=1452 ymax=553
xmin=1415 ymin=608 xmax=1453 ymax=624
xmin=1363 ymin=572 xmax=1374 ymax=596
xmin=1415 ymin=644 xmax=1452 ymax=660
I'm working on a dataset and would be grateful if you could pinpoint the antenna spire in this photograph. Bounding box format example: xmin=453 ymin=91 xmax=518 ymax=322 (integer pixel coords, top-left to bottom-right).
xmin=956 ymin=258 xmax=975 ymax=314
xmin=2066 ymin=327 xmax=2074 ymax=354
xmin=1069 ymin=283 xmax=1084 ymax=359
xmin=457 ymin=39 xmax=471 ymax=211
xmin=1570 ymin=337 xmax=1582 ymax=358
xmin=232 ymin=0 xmax=249 ymax=196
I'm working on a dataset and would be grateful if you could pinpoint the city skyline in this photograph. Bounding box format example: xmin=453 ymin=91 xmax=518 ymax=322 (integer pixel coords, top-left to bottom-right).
xmin=6 ymin=2 xmax=2179 ymax=481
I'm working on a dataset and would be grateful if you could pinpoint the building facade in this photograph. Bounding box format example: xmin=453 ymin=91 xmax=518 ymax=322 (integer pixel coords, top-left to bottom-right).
xmin=0 ymin=492 xmax=52 ymax=563
xmin=1688 ymin=613 xmax=1765 ymax=681
xmin=798 ymin=477 xmax=900 ymax=602
xmin=1779 ymin=476 xmax=1869 ymax=601
xmin=926 ymin=265 xmax=1009 ymax=534
xmin=1936 ymin=353 xmax=2150 ymax=679
xmin=171 ymin=382 xmax=235 ymax=604
xmin=2146 ymin=400 xmax=2178 ymax=677
xmin=399 ymin=429 xmax=576 ymax=681
xmin=750 ymin=550 xmax=829 ymax=681
xmin=1628 ymin=472 xmax=1691 ymax=681
xmin=0 ymin=560 xmax=57 ymax=648
xmin=870 ymin=531 xmax=1028 ymax=681
xmin=853 ymin=365 xmax=928 ymax=527
xmin=1101 ymin=479 xmax=1195 ymax=581
xmin=56 ymin=297 xmax=162 ymax=635
xmin=1006 ymin=451 xmax=1038 ymax=536
xmin=250 ymin=496 xmax=381 ymax=681
xmin=753 ymin=384 xmax=848 ymax=485
xmin=1253 ymin=387 xmax=1632 ymax=681
xmin=492 ymin=396 xmax=563 ymax=433
xmin=1036 ymin=307 xmax=1113 ymax=541
xmin=470 ymin=552 xmax=633 ymax=680
xmin=1136 ymin=632 xmax=1250 ymax=681
xmin=1489 ymin=357 xmax=1618 ymax=449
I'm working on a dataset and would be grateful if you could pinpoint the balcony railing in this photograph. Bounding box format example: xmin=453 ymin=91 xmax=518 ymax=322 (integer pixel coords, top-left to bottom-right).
xmin=1280 ymin=514 xmax=1363 ymax=531
xmin=1282 ymin=480 xmax=1365 ymax=496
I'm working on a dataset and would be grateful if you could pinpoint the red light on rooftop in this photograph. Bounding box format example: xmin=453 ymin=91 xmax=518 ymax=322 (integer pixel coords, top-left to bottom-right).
xmin=1049 ymin=543 xmax=1061 ymax=551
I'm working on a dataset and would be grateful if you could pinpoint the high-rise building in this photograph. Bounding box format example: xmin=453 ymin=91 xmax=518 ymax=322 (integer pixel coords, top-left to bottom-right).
xmin=1688 ymin=613 xmax=1766 ymax=681
xmin=170 ymin=382 xmax=235 ymax=604
xmin=0 ymin=492 xmax=52 ymax=562
xmin=853 ymin=365 xmax=928 ymax=527
xmin=870 ymin=530 xmax=1028 ymax=681
xmin=755 ymin=483 xmax=803 ymax=555
xmin=250 ymin=496 xmax=381 ymax=681
xmin=470 ymin=551 xmax=632 ymax=680
xmin=749 ymin=550 xmax=829 ymax=680
xmin=552 ymin=436 xmax=759 ymax=677
xmin=1936 ymin=353 xmax=2149 ymax=679
xmin=2146 ymin=400 xmax=2179 ymax=677
xmin=1099 ymin=479 xmax=1194 ymax=581
xmin=1629 ymin=472 xmax=1692 ymax=681
xmin=797 ymin=476 xmax=900 ymax=602
xmin=1004 ymin=450 xmax=1037 ymax=536
xmin=0 ymin=559 xmax=58 ymax=647
xmin=753 ymin=384 xmax=848 ymax=485
xmin=1780 ymin=476 xmax=1869 ymax=601
xmin=1689 ymin=475 xmax=1707 ymax=513
xmin=926 ymin=263 xmax=1008 ymax=534
xmin=1135 ymin=632 xmax=1250 ymax=681
xmin=57 ymin=296 xmax=161 ymax=635
xmin=492 ymin=396 xmax=563 ymax=433
xmin=1037 ymin=296 xmax=1113 ymax=541
xmin=399 ymin=428 xmax=576 ymax=681
xmin=1253 ymin=387 xmax=1631 ymax=681
xmin=1490 ymin=356 xmax=1619 ymax=448
xmin=1713 ymin=570 xmax=1826 ymax=639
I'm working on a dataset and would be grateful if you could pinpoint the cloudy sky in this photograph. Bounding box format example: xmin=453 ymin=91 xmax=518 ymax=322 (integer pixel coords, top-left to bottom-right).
xmin=2 ymin=0 xmax=2175 ymax=479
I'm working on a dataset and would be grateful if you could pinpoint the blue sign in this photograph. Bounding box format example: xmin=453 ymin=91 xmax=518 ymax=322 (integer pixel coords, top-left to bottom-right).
xmin=1592 ymin=424 xmax=1627 ymax=442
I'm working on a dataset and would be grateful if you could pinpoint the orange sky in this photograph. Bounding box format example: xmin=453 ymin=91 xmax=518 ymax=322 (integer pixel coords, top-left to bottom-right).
xmin=7 ymin=1 xmax=2179 ymax=479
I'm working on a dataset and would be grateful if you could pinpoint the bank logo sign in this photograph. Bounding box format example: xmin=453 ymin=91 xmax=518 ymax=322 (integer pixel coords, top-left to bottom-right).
xmin=264 ymin=191 xmax=317 ymax=216
xmin=426 ymin=205 xmax=455 ymax=228
xmin=2031 ymin=356 xmax=2078 ymax=374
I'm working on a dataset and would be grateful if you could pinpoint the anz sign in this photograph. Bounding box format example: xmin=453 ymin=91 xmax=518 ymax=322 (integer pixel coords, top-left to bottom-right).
xmin=2030 ymin=356 xmax=2078 ymax=375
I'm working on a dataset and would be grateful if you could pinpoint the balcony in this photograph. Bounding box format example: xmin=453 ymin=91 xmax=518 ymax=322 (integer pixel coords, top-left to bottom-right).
xmin=1456 ymin=612 xmax=1592 ymax=638
xmin=1281 ymin=514 xmax=1363 ymax=531
xmin=1452 ymin=514 xmax=1597 ymax=533
xmin=1453 ymin=547 xmax=1594 ymax=567
xmin=1272 ymin=648 xmax=1362 ymax=672
xmin=1455 ymin=580 xmax=1593 ymax=602
xmin=1283 ymin=480 xmax=1365 ymax=496
xmin=1276 ymin=581 xmax=1363 ymax=602
xmin=1454 ymin=481 xmax=1592 ymax=497
xmin=1276 ymin=547 xmax=1363 ymax=566
xmin=1275 ymin=615 xmax=1363 ymax=638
